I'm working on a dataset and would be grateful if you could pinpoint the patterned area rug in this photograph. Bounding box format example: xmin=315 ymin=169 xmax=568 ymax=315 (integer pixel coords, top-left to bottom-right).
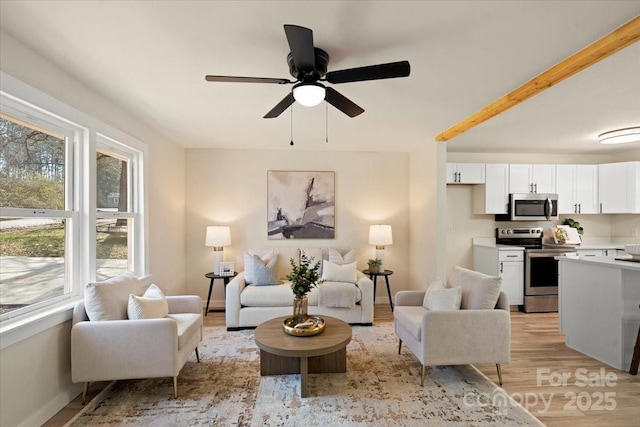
xmin=66 ymin=320 xmax=543 ymax=426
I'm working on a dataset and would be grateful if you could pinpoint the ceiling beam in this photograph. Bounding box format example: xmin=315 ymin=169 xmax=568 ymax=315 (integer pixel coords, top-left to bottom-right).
xmin=435 ymin=15 xmax=640 ymax=142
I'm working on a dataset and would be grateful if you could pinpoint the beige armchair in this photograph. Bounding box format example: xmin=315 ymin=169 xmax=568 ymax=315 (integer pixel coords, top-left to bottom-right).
xmin=394 ymin=267 xmax=510 ymax=386
xmin=71 ymin=272 xmax=203 ymax=403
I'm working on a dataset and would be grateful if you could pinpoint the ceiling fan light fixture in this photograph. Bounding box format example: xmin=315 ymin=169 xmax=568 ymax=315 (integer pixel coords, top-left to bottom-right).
xmin=598 ymin=127 xmax=640 ymax=145
xmin=293 ymin=82 xmax=326 ymax=107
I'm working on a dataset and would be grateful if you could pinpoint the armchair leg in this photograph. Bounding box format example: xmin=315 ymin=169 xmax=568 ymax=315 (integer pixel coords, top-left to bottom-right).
xmin=398 ymin=339 xmax=402 ymax=354
xmin=421 ymin=365 xmax=426 ymax=387
xmin=173 ymin=376 xmax=178 ymax=398
xmin=81 ymin=382 xmax=89 ymax=405
xmin=496 ymin=364 xmax=503 ymax=386
xmin=195 ymin=347 xmax=200 ymax=363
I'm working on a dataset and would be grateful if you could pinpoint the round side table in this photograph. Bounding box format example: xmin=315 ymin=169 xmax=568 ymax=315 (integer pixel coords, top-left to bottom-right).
xmin=204 ymin=272 xmax=237 ymax=314
xmin=362 ymin=269 xmax=394 ymax=311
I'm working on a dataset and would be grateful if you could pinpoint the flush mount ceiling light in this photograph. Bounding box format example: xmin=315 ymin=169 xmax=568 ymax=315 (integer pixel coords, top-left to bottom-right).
xmin=292 ymin=82 xmax=326 ymax=107
xmin=598 ymin=127 xmax=640 ymax=145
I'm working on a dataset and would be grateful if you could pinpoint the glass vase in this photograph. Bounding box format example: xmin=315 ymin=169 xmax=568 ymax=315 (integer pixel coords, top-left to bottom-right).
xmin=293 ymin=295 xmax=308 ymax=325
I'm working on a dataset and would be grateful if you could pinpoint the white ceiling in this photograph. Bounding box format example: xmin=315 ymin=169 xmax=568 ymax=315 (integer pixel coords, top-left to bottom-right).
xmin=1 ymin=1 xmax=639 ymax=154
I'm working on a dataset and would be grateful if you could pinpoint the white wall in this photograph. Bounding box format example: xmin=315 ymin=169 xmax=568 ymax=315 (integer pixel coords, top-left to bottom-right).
xmin=0 ymin=31 xmax=186 ymax=427
xmin=184 ymin=148 xmax=411 ymax=309
xmin=408 ymin=142 xmax=447 ymax=288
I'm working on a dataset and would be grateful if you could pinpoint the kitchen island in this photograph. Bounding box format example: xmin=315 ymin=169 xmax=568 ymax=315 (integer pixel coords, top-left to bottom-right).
xmin=558 ymin=256 xmax=640 ymax=371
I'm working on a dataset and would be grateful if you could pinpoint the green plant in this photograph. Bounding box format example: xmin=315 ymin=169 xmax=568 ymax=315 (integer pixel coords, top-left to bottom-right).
xmin=367 ymin=258 xmax=382 ymax=267
xmin=286 ymin=253 xmax=321 ymax=298
xmin=563 ymin=218 xmax=584 ymax=235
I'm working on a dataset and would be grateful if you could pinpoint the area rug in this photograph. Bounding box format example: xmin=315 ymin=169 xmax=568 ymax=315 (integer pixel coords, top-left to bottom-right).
xmin=66 ymin=320 xmax=543 ymax=426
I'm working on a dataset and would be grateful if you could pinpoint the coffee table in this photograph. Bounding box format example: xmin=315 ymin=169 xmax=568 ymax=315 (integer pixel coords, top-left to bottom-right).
xmin=254 ymin=315 xmax=352 ymax=398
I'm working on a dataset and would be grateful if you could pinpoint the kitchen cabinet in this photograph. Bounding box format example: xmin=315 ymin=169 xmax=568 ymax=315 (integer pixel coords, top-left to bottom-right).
xmin=474 ymin=246 xmax=524 ymax=306
xmin=598 ymin=162 xmax=640 ymax=213
xmin=556 ymin=164 xmax=599 ymax=214
xmin=473 ymin=163 xmax=509 ymax=214
xmin=509 ymin=164 xmax=556 ymax=194
xmin=446 ymin=163 xmax=485 ymax=184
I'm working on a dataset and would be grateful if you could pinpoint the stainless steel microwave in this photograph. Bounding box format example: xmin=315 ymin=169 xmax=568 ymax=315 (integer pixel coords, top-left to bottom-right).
xmin=510 ymin=193 xmax=558 ymax=221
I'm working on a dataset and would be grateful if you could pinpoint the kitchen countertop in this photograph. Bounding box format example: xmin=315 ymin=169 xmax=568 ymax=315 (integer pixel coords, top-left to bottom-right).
xmin=557 ymin=255 xmax=640 ymax=271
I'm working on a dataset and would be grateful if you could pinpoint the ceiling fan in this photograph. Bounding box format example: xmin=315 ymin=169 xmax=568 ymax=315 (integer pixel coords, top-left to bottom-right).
xmin=205 ymin=24 xmax=411 ymax=118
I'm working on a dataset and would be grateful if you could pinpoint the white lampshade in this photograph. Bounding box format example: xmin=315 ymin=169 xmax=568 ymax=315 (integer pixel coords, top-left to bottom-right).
xmin=598 ymin=127 xmax=640 ymax=145
xmin=205 ymin=226 xmax=231 ymax=275
xmin=205 ymin=226 xmax=231 ymax=248
xmin=369 ymin=225 xmax=393 ymax=246
xmin=369 ymin=224 xmax=392 ymax=274
xmin=293 ymin=82 xmax=326 ymax=107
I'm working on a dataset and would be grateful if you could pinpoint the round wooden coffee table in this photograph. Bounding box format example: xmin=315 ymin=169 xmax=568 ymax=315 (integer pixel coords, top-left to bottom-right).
xmin=254 ymin=315 xmax=352 ymax=398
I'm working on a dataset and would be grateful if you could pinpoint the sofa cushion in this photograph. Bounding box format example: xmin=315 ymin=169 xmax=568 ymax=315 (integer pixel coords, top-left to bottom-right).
xmin=84 ymin=271 xmax=144 ymax=321
xmin=328 ymin=248 xmax=356 ymax=265
xmin=423 ymin=278 xmax=461 ymax=311
xmin=167 ymin=313 xmax=201 ymax=350
xmin=425 ymin=286 xmax=461 ymax=311
xmin=322 ymin=260 xmax=357 ymax=283
xmin=393 ymin=306 xmax=424 ymax=342
xmin=244 ymin=250 xmax=275 ymax=285
xmin=241 ymin=283 xmax=295 ymax=306
xmin=127 ymin=284 xmax=169 ymax=320
xmin=252 ymin=254 xmax=280 ymax=286
xmin=447 ymin=266 xmax=502 ymax=310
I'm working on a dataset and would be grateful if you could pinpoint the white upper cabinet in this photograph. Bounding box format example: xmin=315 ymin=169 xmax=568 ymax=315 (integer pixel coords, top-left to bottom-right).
xmin=446 ymin=163 xmax=485 ymax=184
xmin=556 ymin=165 xmax=598 ymax=214
xmin=598 ymin=162 xmax=640 ymax=213
xmin=509 ymin=164 xmax=556 ymax=194
xmin=474 ymin=163 xmax=509 ymax=214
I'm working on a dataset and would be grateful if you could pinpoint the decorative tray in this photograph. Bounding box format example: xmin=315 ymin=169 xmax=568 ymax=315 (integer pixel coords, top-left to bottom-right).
xmin=283 ymin=316 xmax=326 ymax=337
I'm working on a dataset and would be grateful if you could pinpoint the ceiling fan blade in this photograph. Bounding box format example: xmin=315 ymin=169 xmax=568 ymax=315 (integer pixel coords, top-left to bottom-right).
xmin=284 ymin=24 xmax=315 ymax=73
xmin=325 ymin=87 xmax=364 ymax=118
xmin=264 ymin=93 xmax=295 ymax=118
xmin=205 ymin=75 xmax=292 ymax=84
xmin=326 ymin=60 xmax=410 ymax=84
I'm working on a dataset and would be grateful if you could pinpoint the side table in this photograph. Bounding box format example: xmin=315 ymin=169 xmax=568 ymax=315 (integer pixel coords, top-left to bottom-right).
xmin=204 ymin=272 xmax=237 ymax=315
xmin=362 ymin=269 xmax=394 ymax=311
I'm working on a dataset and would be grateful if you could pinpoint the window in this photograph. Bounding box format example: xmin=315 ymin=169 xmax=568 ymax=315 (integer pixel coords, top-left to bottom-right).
xmin=96 ymin=137 xmax=141 ymax=281
xmin=0 ymin=111 xmax=79 ymax=319
xmin=0 ymin=75 xmax=147 ymax=332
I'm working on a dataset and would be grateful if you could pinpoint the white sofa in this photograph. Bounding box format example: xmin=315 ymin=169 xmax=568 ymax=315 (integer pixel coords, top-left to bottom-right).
xmin=225 ymin=248 xmax=374 ymax=330
xmin=71 ymin=272 xmax=203 ymax=402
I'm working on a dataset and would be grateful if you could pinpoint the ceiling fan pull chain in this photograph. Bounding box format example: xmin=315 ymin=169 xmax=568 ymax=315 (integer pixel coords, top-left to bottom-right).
xmin=326 ymin=101 xmax=329 ymax=144
xmin=290 ymin=104 xmax=294 ymax=146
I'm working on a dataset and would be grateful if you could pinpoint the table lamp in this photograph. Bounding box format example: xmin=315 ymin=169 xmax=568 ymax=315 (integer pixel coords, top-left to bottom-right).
xmin=368 ymin=225 xmax=393 ymax=272
xmin=205 ymin=226 xmax=231 ymax=274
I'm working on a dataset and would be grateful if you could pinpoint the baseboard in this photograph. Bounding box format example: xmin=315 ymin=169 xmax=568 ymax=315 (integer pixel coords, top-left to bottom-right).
xmin=17 ymin=383 xmax=83 ymax=427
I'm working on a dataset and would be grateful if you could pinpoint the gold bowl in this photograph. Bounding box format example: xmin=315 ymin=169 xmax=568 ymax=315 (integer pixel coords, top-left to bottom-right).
xmin=282 ymin=316 xmax=326 ymax=337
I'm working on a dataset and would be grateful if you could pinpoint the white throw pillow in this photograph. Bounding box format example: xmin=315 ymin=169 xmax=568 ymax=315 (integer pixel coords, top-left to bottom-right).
xmin=84 ymin=271 xmax=144 ymax=321
xmin=424 ymin=286 xmax=462 ymax=311
xmin=127 ymin=284 xmax=169 ymax=320
xmin=322 ymin=260 xmax=357 ymax=283
xmin=328 ymin=248 xmax=356 ymax=265
xmin=244 ymin=250 xmax=275 ymax=284
xmin=447 ymin=265 xmax=502 ymax=310
xmin=252 ymin=254 xmax=280 ymax=286
xmin=422 ymin=278 xmax=445 ymax=308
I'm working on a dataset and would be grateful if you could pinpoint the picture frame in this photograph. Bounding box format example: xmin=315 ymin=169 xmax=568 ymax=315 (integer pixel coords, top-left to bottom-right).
xmin=219 ymin=262 xmax=235 ymax=276
xmin=267 ymin=170 xmax=335 ymax=239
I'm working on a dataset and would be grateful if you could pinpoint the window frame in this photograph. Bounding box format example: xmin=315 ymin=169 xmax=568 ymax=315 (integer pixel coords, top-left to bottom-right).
xmin=0 ymin=72 xmax=148 ymax=349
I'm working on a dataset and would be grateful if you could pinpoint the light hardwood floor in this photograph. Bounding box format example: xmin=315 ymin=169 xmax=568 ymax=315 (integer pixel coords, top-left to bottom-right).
xmin=45 ymin=305 xmax=639 ymax=426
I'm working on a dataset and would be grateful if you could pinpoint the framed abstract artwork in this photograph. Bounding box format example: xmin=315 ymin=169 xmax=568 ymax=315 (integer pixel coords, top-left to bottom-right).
xmin=267 ymin=171 xmax=335 ymax=239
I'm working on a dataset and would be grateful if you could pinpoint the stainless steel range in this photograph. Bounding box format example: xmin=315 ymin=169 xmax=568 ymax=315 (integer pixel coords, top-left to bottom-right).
xmin=496 ymin=227 xmax=576 ymax=313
